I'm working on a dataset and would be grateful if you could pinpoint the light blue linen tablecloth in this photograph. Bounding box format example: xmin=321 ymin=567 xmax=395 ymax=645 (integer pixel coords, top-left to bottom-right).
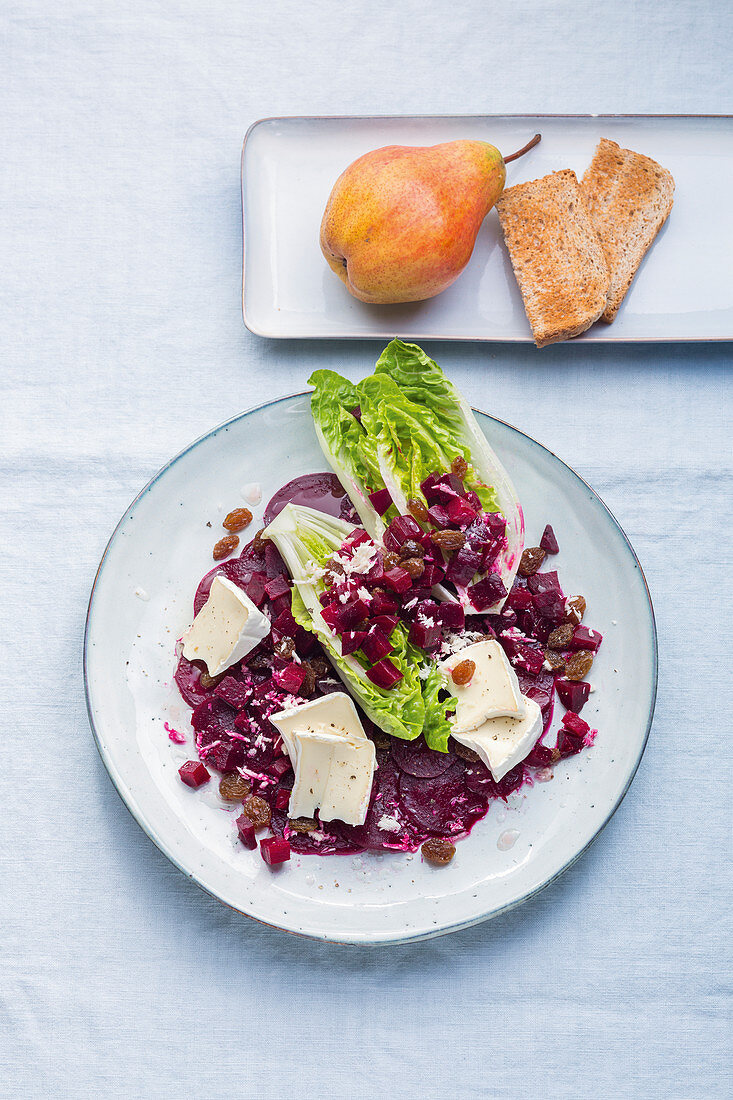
xmin=2 ymin=2 xmax=731 ymax=1097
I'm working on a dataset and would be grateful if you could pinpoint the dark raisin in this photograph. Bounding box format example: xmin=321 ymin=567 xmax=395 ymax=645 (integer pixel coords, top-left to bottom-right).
xmin=299 ymin=664 xmax=317 ymax=697
xmin=242 ymin=795 xmax=272 ymax=828
xmin=401 ymin=557 xmax=425 ymax=579
xmin=213 ymin=534 xmax=239 ymax=560
xmin=219 ymin=773 xmax=251 ymax=801
xmin=518 ymin=547 xmax=546 ymax=576
xmin=422 ymin=838 xmax=456 ymax=865
xmin=548 ymin=623 xmax=574 ymax=649
xmin=452 ymin=741 xmax=480 ymax=763
xmin=565 ymin=650 xmax=594 ymax=681
xmin=407 ymin=498 xmax=429 ymax=525
xmin=251 ymin=529 xmax=270 ymax=554
xmin=544 ymin=649 xmax=566 ymax=672
xmin=430 ymin=529 xmax=466 ymax=552
xmin=564 ymin=595 xmax=586 ymax=625
xmin=451 ymin=658 xmax=476 ymax=685
xmin=198 ymin=669 xmax=224 ymax=689
xmin=223 ymin=508 xmax=253 ymax=533
xmin=399 ymin=539 xmax=424 ymax=560
xmin=274 ymin=636 xmax=295 ymax=659
xmin=451 ymin=456 xmax=468 ymax=477
xmin=308 ymin=657 xmax=330 ymax=679
xmin=289 ymin=816 xmax=318 ymax=833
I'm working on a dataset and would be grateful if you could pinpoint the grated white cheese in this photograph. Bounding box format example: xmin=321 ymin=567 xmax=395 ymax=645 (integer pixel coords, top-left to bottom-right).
xmin=334 ymin=541 xmax=377 ymax=577
xmin=438 ymin=630 xmax=484 ymax=658
xmin=377 ymin=815 xmax=401 ymax=833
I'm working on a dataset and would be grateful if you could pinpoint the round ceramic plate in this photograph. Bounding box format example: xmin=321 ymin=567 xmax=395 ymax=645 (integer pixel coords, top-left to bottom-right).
xmin=84 ymin=394 xmax=657 ymax=945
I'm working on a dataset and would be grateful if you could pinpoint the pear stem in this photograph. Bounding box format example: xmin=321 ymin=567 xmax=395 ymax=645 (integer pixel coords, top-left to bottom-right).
xmin=504 ymin=133 xmax=542 ymax=164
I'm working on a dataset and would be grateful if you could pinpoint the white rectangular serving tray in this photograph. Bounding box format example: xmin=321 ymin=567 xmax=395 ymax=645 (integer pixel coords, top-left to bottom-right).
xmin=241 ymin=114 xmax=733 ymax=343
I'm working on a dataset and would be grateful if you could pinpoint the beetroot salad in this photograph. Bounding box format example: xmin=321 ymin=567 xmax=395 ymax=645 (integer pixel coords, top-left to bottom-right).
xmin=174 ymin=340 xmax=601 ymax=869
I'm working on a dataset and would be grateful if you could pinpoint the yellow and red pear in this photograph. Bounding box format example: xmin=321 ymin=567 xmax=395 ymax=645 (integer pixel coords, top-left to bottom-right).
xmin=320 ymin=136 xmax=540 ymax=305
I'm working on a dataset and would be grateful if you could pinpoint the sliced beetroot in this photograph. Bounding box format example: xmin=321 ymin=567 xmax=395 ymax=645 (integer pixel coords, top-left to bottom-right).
xmin=178 ymin=760 xmax=210 ymax=788
xmin=438 ymin=602 xmax=465 ymax=632
xmin=557 ymin=729 xmax=584 ymax=757
xmin=190 ymin=696 xmax=236 ymax=742
xmin=526 ymin=743 xmax=555 ymax=767
xmin=260 ymin=836 xmax=291 ymax=865
xmin=193 ymin=556 xmax=255 ymax=615
xmin=391 ymin=739 xmax=456 ymax=778
xmin=569 ymin=625 xmax=603 ymax=652
xmin=517 ymin=608 xmax=553 ymax=645
xmin=264 ymin=472 xmax=349 ymax=525
xmin=369 ymin=487 xmax=393 ymax=515
xmin=463 ymin=760 xmax=498 ymax=797
xmin=540 ymin=525 xmax=559 ymax=554
xmin=468 ymin=573 xmax=507 ymax=610
xmin=398 ymin=762 xmax=466 ymax=833
xmin=366 ymin=658 xmax=403 ymax=689
xmin=245 ymin=571 xmax=267 ymax=607
xmin=556 ymin=678 xmax=590 ymax=712
xmin=174 ymin=657 xmax=210 ymax=708
xmin=361 ymin=626 xmax=393 ymax=663
xmin=341 ymin=629 xmax=368 ymax=656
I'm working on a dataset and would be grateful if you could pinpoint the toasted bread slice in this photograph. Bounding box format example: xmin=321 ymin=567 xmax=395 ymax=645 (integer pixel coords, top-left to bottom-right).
xmin=496 ymin=170 xmax=610 ymax=347
xmin=581 ymin=138 xmax=674 ymax=323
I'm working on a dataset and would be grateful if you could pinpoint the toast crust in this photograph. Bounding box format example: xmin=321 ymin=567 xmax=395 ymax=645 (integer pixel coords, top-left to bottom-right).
xmin=581 ymin=138 xmax=674 ymax=323
xmin=496 ymin=170 xmax=610 ymax=347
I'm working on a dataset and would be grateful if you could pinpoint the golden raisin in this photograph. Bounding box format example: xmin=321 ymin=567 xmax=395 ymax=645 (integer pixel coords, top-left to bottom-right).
xmin=199 ymin=669 xmax=224 ymax=689
xmin=223 ymin=507 xmax=253 ymax=533
xmin=452 ymin=741 xmax=480 ymax=763
xmin=564 ymin=595 xmax=587 ymax=625
xmin=451 ymin=658 xmax=476 ymax=685
xmin=550 ymin=747 xmax=562 ymax=764
xmin=219 ymin=773 xmax=251 ymax=801
xmin=565 ymin=650 xmax=594 ymax=681
xmin=548 ymin=623 xmax=574 ymax=649
xmin=289 ymin=816 xmax=318 ymax=833
xmin=544 ymin=649 xmax=566 ymax=672
xmin=213 ymin=534 xmax=239 ymax=560
xmin=382 ymin=551 xmax=401 ymax=570
xmin=430 ymin=529 xmax=466 ymax=552
xmin=242 ymin=795 xmax=272 ymax=829
xmin=422 ymin=837 xmax=456 ymax=865
xmin=401 ymin=557 xmax=425 ymax=579
xmin=251 ymin=529 xmax=270 ymax=554
xmin=407 ymin=498 xmax=430 ymax=525
xmin=518 ymin=547 xmax=546 ymax=576
xmin=451 ymin=455 xmax=469 ymax=477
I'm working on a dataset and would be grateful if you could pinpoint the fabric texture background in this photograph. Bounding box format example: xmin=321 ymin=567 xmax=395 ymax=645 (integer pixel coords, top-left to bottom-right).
xmin=1 ymin=2 xmax=731 ymax=1097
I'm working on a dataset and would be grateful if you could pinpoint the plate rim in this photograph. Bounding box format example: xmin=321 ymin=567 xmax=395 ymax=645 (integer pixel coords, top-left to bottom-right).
xmin=240 ymin=113 xmax=733 ymax=343
xmin=84 ymin=391 xmax=658 ymax=945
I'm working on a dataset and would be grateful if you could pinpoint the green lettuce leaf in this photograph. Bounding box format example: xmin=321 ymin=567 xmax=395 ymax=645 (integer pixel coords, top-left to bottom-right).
xmin=420 ymin=663 xmax=457 ymax=753
xmin=263 ymin=503 xmax=425 ymax=742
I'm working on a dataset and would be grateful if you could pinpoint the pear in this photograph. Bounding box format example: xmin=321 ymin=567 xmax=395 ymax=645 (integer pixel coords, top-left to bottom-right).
xmin=320 ymin=135 xmax=540 ymax=305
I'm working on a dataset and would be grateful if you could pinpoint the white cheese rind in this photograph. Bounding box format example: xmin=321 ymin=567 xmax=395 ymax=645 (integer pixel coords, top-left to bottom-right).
xmin=181 ymin=575 xmax=270 ymax=677
xmin=452 ymin=697 xmax=543 ymax=782
xmin=271 ymin=693 xmax=375 ymax=826
xmin=440 ymin=639 xmax=526 ymax=733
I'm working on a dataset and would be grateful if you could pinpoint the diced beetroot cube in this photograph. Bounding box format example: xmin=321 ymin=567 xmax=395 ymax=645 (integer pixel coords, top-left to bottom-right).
xmin=427 ymin=504 xmax=451 ymax=528
xmin=438 ymin=602 xmax=465 ymax=631
xmin=214 ymin=676 xmax=252 ymax=710
xmin=445 ymin=547 xmax=483 ymax=587
xmin=264 ymin=575 xmax=291 ymax=601
xmin=420 ymin=473 xmax=441 ymax=501
xmin=320 ymin=604 xmax=341 ymax=631
xmin=273 ymin=608 xmax=298 ymax=637
xmin=274 ymin=788 xmax=290 ymax=810
xmin=557 ymin=729 xmax=584 ymax=758
xmin=533 ymin=589 xmax=566 ymax=624
xmin=319 ymin=589 xmax=332 ymax=606
xmin=366 ymin=658 xmax=403 ymax=689
xmin=341 ymin=629 xmax=367 ymax=655
xmin=433 ymin=472 xmax=466 ymax=499
xmin=527 ymin=570 xmax=562 ymax=595
xmin=486 ymin=511 xmax=507 ymax=538
xmin=420 ymin=560 xmax=445 ymax=587
xmin=369 ymin=488 xmax=393 ymax=515
xmin=408 ymin=618 xmax=441 ymax=650
xmin=271 ymin=755 xmax=293 ymax=779
xmin=178 ymin=760 xmax=210 ymax=788
xmin=502 ymin=638 xmax=546 ymax=675
xmin=556 ymin=678 xmax=590 ymax=713
xmin=569 ymin=625 xmax=603 ymax=652
xmin=365 ymin=555 xmax=385 ymax=584
xmin=387 ymin=515 xmax=422 ymax=545
xmin=208 ymin=741 xmax=245 ymax=772
xmin=260 ymin=836 xmax=291 ymax=866
xmin=468 ymin=573 xmax=507 ymax=610
xmin=236 ymin=815 xmax=257 ymax=849
xmin=371 ymin=590 xmax=400 ymax=615
xmin=382 ymin=567 xmax=412 ymax=594
xmin=294 ymin=626 xmax=316 ymax=656
xmin=233 ymin=712 xmax=251 ymax=733
xmin=372 ymin=614 xmax=399 ymax=636
xmin=465 ymin=490 xmax=481 ymax=510
xmin=245 ymin=571 xmax=267 ymax=607
xmin=336 ymin=598 xmax=370 ymax=631
xmin=361 ymin=626 xmax=393 ymax=663
xmin=562 ymin=711 xmax=591 ymax=737
xmin=447 ymin=496 xmax=478 ymax=527
xmin=527 ymin=743 xmax=554 ymax=767
xmin=271 ymin=594 xmax=291 ymax=618
xmin=273 ymin=663 xmax=306 ymax=693
xmin=517 ymin=608 xmax=552 ymax=644
xmin=346 ymin=529 xmax=371 ymax=549
xmin=508 ymin=586 xmax=533 ymax=611
xmin=540 ymin=524 xmax=559 ymax=554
